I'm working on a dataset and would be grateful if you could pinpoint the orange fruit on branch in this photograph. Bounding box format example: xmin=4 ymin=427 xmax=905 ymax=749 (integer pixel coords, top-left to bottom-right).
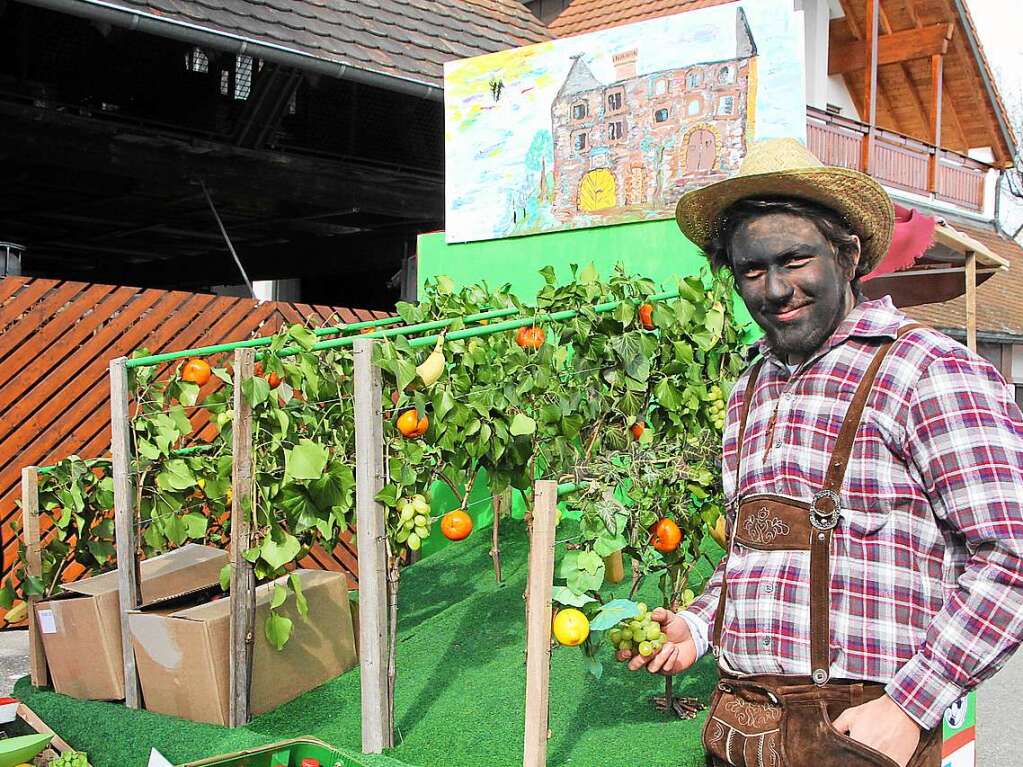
xmin=515 ymin=326 xmax=545 ymax=350
xmin=266 ymin=371 xmax=282 ymax=388
xmin=650 ymin=517 xmax=682 ymax=553
xmin=440 ymin=509 xmax=473 ymax=541
xmin=639 ymin=303 xmax=655 ymax=330
xmin=396 ymin=408 xmax=429 ymax=439
xmin=181 ymin=358 xmax=211 ymax=386
xmin=630 ymin=420 xmax=645 ymax=440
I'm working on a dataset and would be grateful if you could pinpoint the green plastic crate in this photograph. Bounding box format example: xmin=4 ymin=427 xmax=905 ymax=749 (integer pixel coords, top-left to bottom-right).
xmin=180 ymin=738 xmax=349 ymax=767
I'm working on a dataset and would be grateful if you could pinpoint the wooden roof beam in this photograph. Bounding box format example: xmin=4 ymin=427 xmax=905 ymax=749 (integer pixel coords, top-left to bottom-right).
xmin=828 ymin=22 xmax=953 ymax=75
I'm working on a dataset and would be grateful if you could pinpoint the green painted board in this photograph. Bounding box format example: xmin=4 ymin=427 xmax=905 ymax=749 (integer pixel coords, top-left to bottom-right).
xmin=0 ymin=733 xmax=52 ymax=767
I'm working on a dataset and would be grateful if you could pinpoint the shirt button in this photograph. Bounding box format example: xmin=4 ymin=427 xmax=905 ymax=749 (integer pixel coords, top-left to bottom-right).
xmin=783 ymin=392 xmax=794 ymax=400
xmin=764 ymin=584 xmax=774 ymax=594
xmin=773 ymin=440 xmax=782 ymax=448
xmin=761 ymin=637 xmax=771 ymax=647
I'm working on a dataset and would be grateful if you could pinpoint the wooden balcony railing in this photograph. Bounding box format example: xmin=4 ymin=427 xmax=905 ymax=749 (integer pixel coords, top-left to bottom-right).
xmin=806 ymin=106 xmax=988 ymax=213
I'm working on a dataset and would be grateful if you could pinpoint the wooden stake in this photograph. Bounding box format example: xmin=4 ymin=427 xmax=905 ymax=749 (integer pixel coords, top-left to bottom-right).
xmin=21 ymin=467 xmax=47 ymax=687
xmin=491 ymin=487 xmax=511 ymax=583
xmin=523 ymin=480 xmax=558 ymax=767
xmin=353 ymin=337 xmax=393 ymax=753
xmin=861 ymin=0 xmax=880 ymax=173
xmin=929 ymin=53 xmax=944 ymax=194
xmin=965 ymin=251 xmax=977 ymax=352
xmin=603 ymin=550 xmax=626 ymax=585
xmin=110 ymin=357 xmax=142 ymax=709
xmin=229 ymin=348 xmax=256 ymax=727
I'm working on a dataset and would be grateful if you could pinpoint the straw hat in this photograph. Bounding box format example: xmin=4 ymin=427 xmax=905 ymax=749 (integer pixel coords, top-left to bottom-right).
xmin=674 ymin=138 xmax=894 ymax=273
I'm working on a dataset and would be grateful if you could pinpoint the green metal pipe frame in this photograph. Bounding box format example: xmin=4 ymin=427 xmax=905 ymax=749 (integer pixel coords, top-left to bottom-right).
xmin=35 ymin=444 xmax=211 ymax=474
xmin=127 ymin=288 xmax=682 ymax=368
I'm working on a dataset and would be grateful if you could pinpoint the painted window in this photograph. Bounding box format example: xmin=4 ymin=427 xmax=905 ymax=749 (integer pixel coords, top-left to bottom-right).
xmin=687 ymin=70 xmax=703 ymax=89
xmin=653 ymin=78 xmax=669 ymax=97
xmin=654 ymin=108 xmax=669 ymax=123
xmin=608 ymin=120 xmax=627 ymax=141
xmin=687 ymin=98 xmax=702 ymax=117
xmin=572 ymin=102 xmax=587 ymax=120
xmin=607 ymin=88 xmax=625 ymax=113
xmin=719 ymin=65 xmax=735 ymax=84
xmin=718 ymin=95 xmax=735 ymax=115
xmin=574 ymin=132 xmax=587 ymax=151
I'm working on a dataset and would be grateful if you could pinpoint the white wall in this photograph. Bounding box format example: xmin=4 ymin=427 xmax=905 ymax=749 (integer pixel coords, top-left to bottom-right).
xmin=797 ymin=0 xmax=859 ymax=117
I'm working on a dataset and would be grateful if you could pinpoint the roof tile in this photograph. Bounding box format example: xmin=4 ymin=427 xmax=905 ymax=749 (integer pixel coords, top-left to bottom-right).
xmin=84 ymin=0 xmax=550 ymax=88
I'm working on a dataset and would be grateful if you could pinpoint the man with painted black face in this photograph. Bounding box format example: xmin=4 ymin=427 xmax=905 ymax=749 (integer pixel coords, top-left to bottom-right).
xmin=625 ymin=138 xmax=1023 ymax=767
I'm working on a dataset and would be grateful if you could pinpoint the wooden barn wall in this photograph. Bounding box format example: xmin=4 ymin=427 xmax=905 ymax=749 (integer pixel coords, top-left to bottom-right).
xmin=0 ymin=276 xmax=386 ymax=599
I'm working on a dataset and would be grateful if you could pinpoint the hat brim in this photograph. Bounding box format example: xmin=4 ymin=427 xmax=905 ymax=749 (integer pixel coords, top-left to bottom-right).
xmin=674 ymin=167 xmax=894 ymax=274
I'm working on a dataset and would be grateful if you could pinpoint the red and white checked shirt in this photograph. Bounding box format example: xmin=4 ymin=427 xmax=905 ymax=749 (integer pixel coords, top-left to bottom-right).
xmin=684 ymin=295 xmax=1023 ymax=729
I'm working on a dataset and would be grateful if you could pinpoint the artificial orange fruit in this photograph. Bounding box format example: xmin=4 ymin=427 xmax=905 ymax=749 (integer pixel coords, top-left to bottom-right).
xmin=181 ymin=358 xmax=211 ymax=386
xmin=639 ymin=303 xmax=655 ymax=330
xmin=396 ymin=408 xmax=429 ymax=438
xmin=630 ymin=420 xmax=645 ymax=440
xmin=515 ymin=326 xmax=545 ymax=350
xmin=440 ymin=510 xmax=473 ymax=541
xmin=650 ymin=517 xmax=682 ymax=553
xmin=266 ymin=371 xmax=282 ymax=388
xmin=552 ymin=608 xmax=590 ymax=646
xmin=359 ymin=326 xmax=375 ymax=334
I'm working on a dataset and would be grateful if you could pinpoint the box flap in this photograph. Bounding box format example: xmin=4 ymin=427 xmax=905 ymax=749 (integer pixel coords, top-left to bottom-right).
xmin=169 ymin=570 xmax=341 ymax=622
xmin=62 ymin=544 xmax=227 ymax=604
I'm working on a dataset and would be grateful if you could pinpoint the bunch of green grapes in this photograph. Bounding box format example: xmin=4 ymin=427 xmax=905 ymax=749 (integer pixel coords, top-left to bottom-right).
xmin=51 ymin=751 xmax=90 ymax=767
xmin=394 ymin=494 xmax=432 ymax=551
xmin=707 ymin=384 xmax=726 ymax=431
xmin=608 ymin=603 xmax=666 ymax=661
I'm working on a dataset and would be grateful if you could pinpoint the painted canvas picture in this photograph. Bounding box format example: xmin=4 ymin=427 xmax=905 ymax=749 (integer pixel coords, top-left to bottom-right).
xmin=443 ymin=0 xmax=805 ymax=243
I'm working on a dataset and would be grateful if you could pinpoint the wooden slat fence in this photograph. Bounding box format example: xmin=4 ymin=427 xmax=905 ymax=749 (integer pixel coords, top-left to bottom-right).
xmin=0 ymin=276 xmax=387 ymax=602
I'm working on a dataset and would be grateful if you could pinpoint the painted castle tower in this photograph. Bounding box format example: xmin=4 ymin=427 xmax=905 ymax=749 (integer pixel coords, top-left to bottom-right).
xmin=551 ymin=7 xmax=758 ymax=217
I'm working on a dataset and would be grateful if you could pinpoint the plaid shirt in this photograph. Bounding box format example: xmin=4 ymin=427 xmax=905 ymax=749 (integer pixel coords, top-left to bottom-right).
xmin=683 ymin=295 xmax=1023 ymax=729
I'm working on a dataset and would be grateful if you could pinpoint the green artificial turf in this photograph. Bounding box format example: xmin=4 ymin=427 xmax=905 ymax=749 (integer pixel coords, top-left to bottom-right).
xmin=15 ymin=520 xmax=722 ymax=767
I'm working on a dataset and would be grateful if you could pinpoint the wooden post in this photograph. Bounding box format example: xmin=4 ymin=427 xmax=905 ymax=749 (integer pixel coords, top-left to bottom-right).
xmin=353 ymin=337 xmax=392 ymax=753
xmin=861 ymin=0 xmax=880 ymax=173
xmin=229 ymin=348 xmax=256 ymax=727
xmin=21 ymin=467 xmax=47 ymax=687
xmin=109 ymin=357 xmax=142 ymax=709
xmin=523 ymin=480 xmax=558 ymax=767
xmin=965 ymin=251 xmax=977 ymax=352
xmin=928 ymin=53 xmax=944 ymax=194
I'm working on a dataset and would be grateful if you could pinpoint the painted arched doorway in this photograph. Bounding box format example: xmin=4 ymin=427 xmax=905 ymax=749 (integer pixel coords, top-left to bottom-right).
xmin=578 ymin=169 xmax=617 ymax=212
xmin=685 ymin=127 xmax=717 ymax=173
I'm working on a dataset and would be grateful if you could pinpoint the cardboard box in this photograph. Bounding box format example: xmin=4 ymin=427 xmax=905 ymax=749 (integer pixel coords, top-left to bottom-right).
xmin=129 ymin=569 xmax=358 ymax=725
xmin=35 ymin=543 xmax=228 ymax=701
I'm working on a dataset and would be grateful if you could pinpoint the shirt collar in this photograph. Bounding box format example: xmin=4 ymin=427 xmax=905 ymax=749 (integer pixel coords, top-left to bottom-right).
xmin=753 ymin=295 xmax=906 ymax=369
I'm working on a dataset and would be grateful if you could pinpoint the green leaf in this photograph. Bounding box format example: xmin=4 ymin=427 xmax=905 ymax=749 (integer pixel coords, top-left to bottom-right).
xmin=219 ymin=563 xmax=232 ymax=592
xmin=163 ymin=514 xmax=188 ymax=546
xmin=551 ymin=586 xmax=596 ymax=608
xmin=137 ymin=439 xmax=161 ymax=461
xmin=583 ymin=653 xmax=603 ymax=680
xmin=183 ymin=513 xmax=208 ymax=539
xmin=242 ymin=376 xmax=271 ymax=407
xmin=375 ymin=484 xmax=399 ymax=508
xmin=654 ymin=379 xmax=682 ymax=409
xmin=578 ymin=262 xmax=598 ymax=285
xmin=86 ymin=540 xmax=115 ymax=563
xmin=436 ymin=275 xmax=455 ymax=294
xmin=156 ymin=459 xmax=196 ymax=491
xmin=0 ymin=582 xmax=15 ymax=609
xmin=285 ymin=439 xmax=328 ymax=481
xmin=395 ymin=358 xmax=417 ymax=393
xmin=509 ymin=413 xmax=536 ymax=436
xmin=168 ymin=405 xmax=193 ymax=440
xmin=538 ymin=265 xmax=556 ymax=286
xmin=265 ymin=611 xmax=294 ymax=651
xmin=589 ymin=599 xmax=640 ymax=631
xmin=261 ymin=532 xmax=301 ymax=571
xmin=177 ymin=380 xmax=200 ymax=407
xmin=288 ymin=324 xmax=317 ymax=350
xmin=289 ymin=573 xmax=309 ymax=617
xmin=271 ymin=584 xmax=288 ymax=610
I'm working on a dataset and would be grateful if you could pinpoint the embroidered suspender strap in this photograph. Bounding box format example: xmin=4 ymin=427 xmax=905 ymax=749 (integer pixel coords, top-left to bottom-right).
xmin=711 ymin=357 xmax=766 ymax=657
xmin=807 ymin=322 xmax=925 ymax=685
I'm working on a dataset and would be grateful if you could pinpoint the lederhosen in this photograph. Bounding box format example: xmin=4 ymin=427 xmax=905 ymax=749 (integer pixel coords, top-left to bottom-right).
xmin=701 ymin=323 xmax=944 ymax=767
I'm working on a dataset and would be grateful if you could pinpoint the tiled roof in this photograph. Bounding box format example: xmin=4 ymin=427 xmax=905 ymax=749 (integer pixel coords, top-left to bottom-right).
xmin=903 ymin=223 xmax=1023 ymax=338
xmin=548 ymin=0 xmax=732 ymax=37
xmin=76 ymin=0 xmax=550 ymax=88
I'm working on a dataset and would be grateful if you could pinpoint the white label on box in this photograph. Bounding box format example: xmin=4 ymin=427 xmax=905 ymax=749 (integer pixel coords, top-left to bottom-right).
xmin=37 ymin=609 xmax=56 ymax=634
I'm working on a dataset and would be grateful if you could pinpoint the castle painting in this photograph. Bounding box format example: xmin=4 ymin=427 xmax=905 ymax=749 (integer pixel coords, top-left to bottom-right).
xmin=444 ymin=0 xmax=805 ymax=243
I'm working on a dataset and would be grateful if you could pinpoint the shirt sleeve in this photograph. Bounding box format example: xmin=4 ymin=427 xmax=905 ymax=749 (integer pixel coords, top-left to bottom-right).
xmin=683 ymin=554 xmax=725 ymax=660
xmin=886 ymin=350 xmax=1023 ymax=729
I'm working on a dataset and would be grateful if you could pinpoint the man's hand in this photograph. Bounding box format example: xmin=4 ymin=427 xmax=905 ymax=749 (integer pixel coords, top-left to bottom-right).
xmin=625 ymin=608 xmax=698 ymax=675
xmin=831 ymin=694 xmax=922 ymax=767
